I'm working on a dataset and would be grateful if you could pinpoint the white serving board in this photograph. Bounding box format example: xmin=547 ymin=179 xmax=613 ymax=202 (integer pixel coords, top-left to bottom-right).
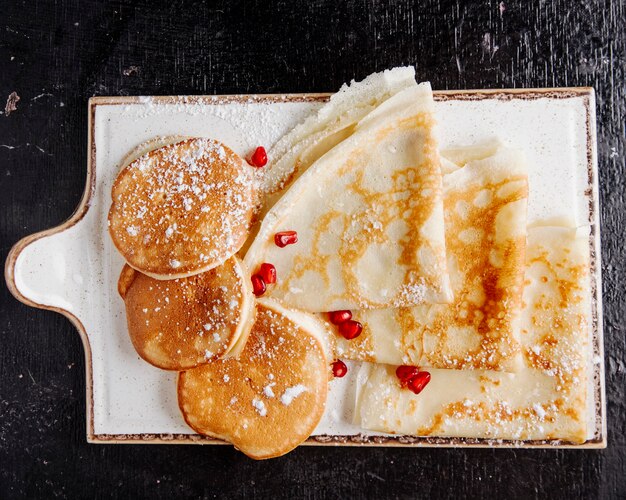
xmin=6 ymin=90 xmax=606 ymax=447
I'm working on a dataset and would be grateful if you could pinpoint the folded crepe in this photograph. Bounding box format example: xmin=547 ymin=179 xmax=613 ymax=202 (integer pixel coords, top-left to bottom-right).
xmin=337 ymin=146 xmax=528 ymax=371
xmin=245 ymin=83 xmax=452 ymax=312
xmin=440 ymin=138 xmax=504 ymax=171
xmin=354 ymin=224 xmax=592 ymax=443
xmin=260 ymin=66 xmax=418 ymax=204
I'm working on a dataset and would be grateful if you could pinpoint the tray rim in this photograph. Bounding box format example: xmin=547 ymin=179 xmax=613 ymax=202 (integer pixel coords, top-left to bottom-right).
xmin=4 ymin=87 xmax=607 ymax=449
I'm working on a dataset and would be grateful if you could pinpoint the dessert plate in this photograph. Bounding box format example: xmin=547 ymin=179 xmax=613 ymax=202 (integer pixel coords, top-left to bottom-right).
xmin=5 ymin=89 xmax=606 ymax=448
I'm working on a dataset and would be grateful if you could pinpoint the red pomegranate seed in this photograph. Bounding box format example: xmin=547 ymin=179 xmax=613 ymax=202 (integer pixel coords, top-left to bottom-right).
xmin=274 ymin=231 xmax=298 ymax=247
xmin=251 ymin=274 xmax=266 ymax=296
xmin=249 ymin=146 xmax=268 ymax=168
xmin=258 ymin=263 xmax=277 ymax=284
xmin=331 ymin=360 xmax=348 ymax=378
xmin=338 ymin=320 xmax=362 ymax=340
xmin=407 ymin=371 xmax=431 ymax=395
xmin=395 ymin=365 xmax=420 ymax=385
xmin=328 ymin=310 xmax=352 ymax=325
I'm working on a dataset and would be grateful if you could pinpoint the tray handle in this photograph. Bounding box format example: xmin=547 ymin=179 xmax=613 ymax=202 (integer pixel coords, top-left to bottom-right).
xmin=5 ymin=217 xmax=98 ymax=322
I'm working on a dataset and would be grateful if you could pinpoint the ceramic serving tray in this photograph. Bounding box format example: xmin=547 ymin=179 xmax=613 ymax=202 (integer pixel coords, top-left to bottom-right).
xmin=5 ymin=88 xmax=606 ymax=448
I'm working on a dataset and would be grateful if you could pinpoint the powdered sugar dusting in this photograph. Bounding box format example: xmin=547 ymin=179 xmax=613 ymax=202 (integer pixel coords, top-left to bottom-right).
xmin=252 ymin=398 xmax=267 ymax=417
xmin=394 ymin=280 xmax=427 ymax=307
xmin=109 ymin=137 xmax=257 ymax=276
xmin=263 ymin=383 xmax=276 ymax=398
xmin=280 ymin=385 xmax=308 ymax=406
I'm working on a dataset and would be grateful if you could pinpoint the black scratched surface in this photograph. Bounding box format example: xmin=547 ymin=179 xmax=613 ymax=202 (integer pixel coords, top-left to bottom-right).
xmin=1 ymin=0 xmax=625 ymax=498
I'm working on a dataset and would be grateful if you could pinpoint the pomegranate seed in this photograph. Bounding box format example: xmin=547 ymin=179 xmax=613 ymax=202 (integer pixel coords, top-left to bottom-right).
xmin=249 ymin=146 xmax=268 ymax=168
xmin=251 ymin=274 xmax=266 ymax=296
xmin=395 ymin=365 xmax=420 ymax=385
xmin=407 ymin=371 xmax=431 ymax=395
xmin=328 ymin=310 xmax=352 ymax=325
xmin=338 ymin=320 xmax=362 ymax=340
xmin=331 ymin=360 xmax=348 ymax=378
xmin=274 ymin=231 xmax=298 ymax=247
xmin=259 ymin=263 xmax=277 ymax=284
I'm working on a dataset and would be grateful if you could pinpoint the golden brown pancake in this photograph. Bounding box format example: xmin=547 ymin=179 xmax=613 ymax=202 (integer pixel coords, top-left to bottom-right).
xmin=178 ymin=298 xmax=329 ymax=459
xmin=119 ymin=256 xmax=255 ymax=370
xmin=109 ymin=137 xmax=256 ymax=279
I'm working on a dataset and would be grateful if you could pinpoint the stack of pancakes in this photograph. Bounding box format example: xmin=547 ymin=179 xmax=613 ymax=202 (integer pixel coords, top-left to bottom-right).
xmin=109 ymin=137 xmax=330 ymax=459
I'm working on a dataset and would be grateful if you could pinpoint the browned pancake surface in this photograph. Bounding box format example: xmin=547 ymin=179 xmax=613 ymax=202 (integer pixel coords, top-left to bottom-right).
xmin=120 ymin=256 xmax=255 ymax=370
xmin=178 ymin=300 xmax=328 ymax=459
xmin=109 ymin=138 xmax=256 ymax=278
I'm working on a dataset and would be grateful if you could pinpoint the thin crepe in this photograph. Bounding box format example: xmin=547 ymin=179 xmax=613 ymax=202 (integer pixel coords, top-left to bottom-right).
xmin=337 ymin=147 xmax=528 ymax=371
xmin=245 ymin=83 xmax=451 ymax=312
xmin=354 ymin=224 xmax=591 ymax=443
xmin=260 ymin=66 xmax=418 ymax=204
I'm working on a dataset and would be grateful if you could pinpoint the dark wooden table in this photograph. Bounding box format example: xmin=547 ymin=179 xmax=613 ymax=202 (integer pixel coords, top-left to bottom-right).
xmin=1 ymin=1 xmax=624 ymax=498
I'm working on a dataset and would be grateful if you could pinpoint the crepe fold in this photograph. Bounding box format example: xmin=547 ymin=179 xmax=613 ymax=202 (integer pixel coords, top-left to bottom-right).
xmin=245 ymin=83 xmax=452 ymax=312
xmin=260 ymin=66 xmax=418 ymax=204
xmin=337 ymin=147 xmax=529 ymax=372
xmin=354 ymin=224 xmax=592 ymax=443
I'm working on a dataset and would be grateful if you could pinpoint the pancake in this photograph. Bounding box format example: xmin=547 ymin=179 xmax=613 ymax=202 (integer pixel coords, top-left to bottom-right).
xmin=178 ymin=298 xmax=329 ymax=459
xmin=109 ymin=137 xmax=256 ymax=279
xmin=354 ymin=224 xmax=592 ymax=443
xmin=119 ymin=256 xmax=255 ymax=370
xmin=261 ymin=66 xmax=417 ymax=202
xmin=337 ymin=147 xmax=528 ymax=372
xmin=244 ymin=84 xmax=452 ymax=312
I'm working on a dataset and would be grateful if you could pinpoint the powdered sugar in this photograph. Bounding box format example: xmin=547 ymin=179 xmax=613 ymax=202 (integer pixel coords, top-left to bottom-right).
xmin=280 ymin=385 xmax=308 ymax=406
xmin=263 ymin=383 xmax=276 ymax=398
xmin=533 ymin=403 xmax=547 ymax=420
xmin=252 ymin=398 xmax=267 ymax=417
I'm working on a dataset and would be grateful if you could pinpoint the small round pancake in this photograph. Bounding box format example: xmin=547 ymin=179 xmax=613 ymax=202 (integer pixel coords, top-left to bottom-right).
xmin=119 ymin=256 xmax=255 ymax=370
xmin=109 ymin=137 xmax=256 ymax=279
xmin=178 ymin=298 xmax=329 ymax=459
